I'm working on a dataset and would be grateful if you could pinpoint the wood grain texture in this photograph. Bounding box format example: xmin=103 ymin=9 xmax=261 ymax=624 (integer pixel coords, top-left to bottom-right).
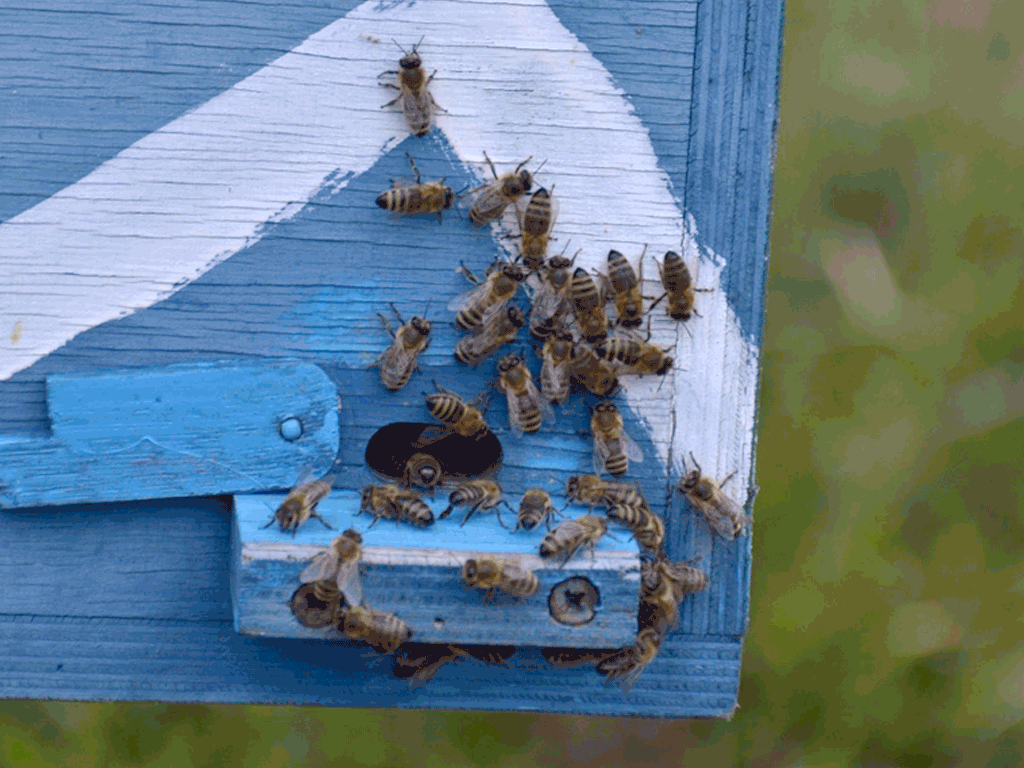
xmin=235 ymin=494 xmax=641 ymax=647
xmin=0 ymin=360 xmax=338 ymax=508
xmin=0 ymin=0 xmax=783 ymax=716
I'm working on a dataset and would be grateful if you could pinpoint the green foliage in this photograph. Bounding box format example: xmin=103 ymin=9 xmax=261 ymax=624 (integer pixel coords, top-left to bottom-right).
xmin=2 ymin=2 xmax=1020 ymax=766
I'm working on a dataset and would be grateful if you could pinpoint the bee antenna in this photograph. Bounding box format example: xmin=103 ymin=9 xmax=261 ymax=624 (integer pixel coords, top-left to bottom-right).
xmin=392 ymin=38 xmax=408 ymax=55
xmin=532 ymin=158 xmax=548 ymax=175
xmin=413 ymin=34 xmax=425 ymax=52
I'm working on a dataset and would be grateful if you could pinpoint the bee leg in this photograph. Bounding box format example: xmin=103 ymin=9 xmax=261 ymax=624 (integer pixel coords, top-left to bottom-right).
xmin=439 ymin=505 xmax=455 ymax=520
xmin=457 ymin=262 xmax=481 ymax=285
xmin=459 ymin=504 xmax=480 ymax=526
xmin=378 ymin=313 xmax=396 ymax=338
xmin=381 ymin=94 xmax=401 ymax=108
xmin=719 ymin=470 xmax=737 ymax=490
xmin=405 ymin=154 xmax=422 ymax=184
xmin=311 ymin=510 xmax=336 ymax=530
xmin=482 ymin=150 xmax=498 ymax=180
xmin=259 ymin=516 xmax=277 ymax=530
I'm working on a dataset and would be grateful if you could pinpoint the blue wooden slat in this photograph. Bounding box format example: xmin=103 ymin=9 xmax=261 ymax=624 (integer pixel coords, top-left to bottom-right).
xmin=0 ymin=360 xmax=338 ymax=508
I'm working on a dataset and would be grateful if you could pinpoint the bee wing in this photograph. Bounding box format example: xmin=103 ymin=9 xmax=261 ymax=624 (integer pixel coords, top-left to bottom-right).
xmin=299 ymin=551 xmax=338 ymax=585
xmin=504 ymin=387 xmax=526 ymax=439
xmin=470 ymin=186 xmax=510 ymax=223
xmin=592 ymin=432 xmax=613 ymax=477
xmin=416 ymin=424 xmax=454 ymax=447
xmin=446 ymin=281 xmax=489 ymax=314
xmin=335 ymin=560 xmax=364 ymax=608
xmin=619 ymin=430 xmax=645 ymax=463
xmin=529 ymin=284 xmax=565 ymax=326
xmin=292 ymin=465 xmax=317 ymax=487
xmin=524 ymin=376 xmax=555 ymax=426
xmin=702 ymin=494 xmax=749 ymax=540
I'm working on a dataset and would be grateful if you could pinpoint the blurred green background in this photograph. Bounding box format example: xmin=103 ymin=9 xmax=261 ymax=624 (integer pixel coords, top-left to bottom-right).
xmin=3 ymin=1 xmax=1023 ymax=765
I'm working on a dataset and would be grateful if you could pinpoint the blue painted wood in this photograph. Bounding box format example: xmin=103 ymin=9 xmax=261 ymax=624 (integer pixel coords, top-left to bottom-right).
xmin=234 ymin=493 xmax=641 ymax=647
xmin=0 ymin=0 xmax=783 ymax=717
xmin=0 ymin=360 xmax=338 ymax=508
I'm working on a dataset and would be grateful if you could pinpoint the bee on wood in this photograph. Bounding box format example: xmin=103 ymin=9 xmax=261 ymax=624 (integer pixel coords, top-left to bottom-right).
xmin=590 ymin=400 xmax=644 ymax=476
xmin=677 ymin=453 xmax=750 ymax=540
xmin=601 ymin=247 xmax=646 ymax=328
xmin=515 ymin=488 xmax=561 ymax=531
xmin=607 ymin=503 xmax=664 ymax=553
xmin=528 ymin=254 xmax=574 ymax=341
xmin=638 ymin=559 xmax=679 ymax=634
xmin=494 ymin=353 xmax=553 ymax=436
xmin=565 ymin=473 xmax=627 ymax=508
xmin=394 ymin=644 xmax=515 ymax=688
xmin=541 ymin=647 xmax=616 ymax=668
xmin=468 ymin=152 xmax=534 ymax=228
xmin=448 ymin=261 xmax=526 ymax=330
xmin=653 ymin=556 xmax=709 ymax=602
xmin=299 ymin=528 xmax=364 ymax=609
xmin=290 ymin=583 xmax=343 ymax=629
xmin=359 ymin=483 xmax=435 ymax=528
xmin=376 ymin=154 xmax=454 ymax=223
xmin=593 ymin=336 xmax=673 ymax=376
xmin=597 ymin=627 xmax=663 ymax=694
xmin=439 ymin=478 xmax=509 ymax=526
xmin=339 ymin=605 xmax=412 ymax=654
xmin=569 ymin=267 xmax=610 ymax=343
xmin=651 ymin=250 xmax=712 ymax=321
xmin=454 ymin=305 xmax=525 ymax=367
xmin=537 ymin=328 xmax=574 ymax=405
xmin=401 ymin=452 xmax=443 ymax=493
xmin=539 ymin=514 xmax=608 ymax=566
xmin=371 ymin=303 xmax=431 ymax=392
xmin=569 ymin=341 xmax=620 ymax=398
xmin=260 ymin=469 xmax=336 ymax=536
xmin=424 ymin=384 xmax=491 ymax=441
xmin=380 ymin=38 xmax=440 ymax=137
xmin=460 ymin=556 xmax=539 ymax=599
xmin=518 ymin=186 xmax=558 ymax=271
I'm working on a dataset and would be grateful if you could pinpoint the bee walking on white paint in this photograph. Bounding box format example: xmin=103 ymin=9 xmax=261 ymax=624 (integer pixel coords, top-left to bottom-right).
xmin=299 ymin=528 xmax=364 ymax=609
xmin=594 ymin=335 xmax=673 ymax=376
xmin=371 ymin=303 xmax=431 ymax=392
xmin=569 ymin=339 xmax=620 ymax=398
xmin=590 ymin=400 xmax=644 ymax=477
xmin=468 ymin=152 xmax=534 ymax=227
xmin=517 ymin=186 xmax=558 ymax=271
xmin=600 ymin=247 xmax=647 ymax=329
xmin=375 ymin=154 xmax=454 ymax=223
xmin=260 ymin=469 xmax=335 ymax=536
xmin=677 ymin=453 xmax=751 ymax=539
xmin=380 ymin=38 xmax=441 ymax=137
xmin=650 ymin=250 xmax=713 ymax=322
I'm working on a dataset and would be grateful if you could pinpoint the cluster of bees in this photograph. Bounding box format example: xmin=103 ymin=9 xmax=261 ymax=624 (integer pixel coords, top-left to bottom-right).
xmin=265 ymin=39 xmax=752 ymax=693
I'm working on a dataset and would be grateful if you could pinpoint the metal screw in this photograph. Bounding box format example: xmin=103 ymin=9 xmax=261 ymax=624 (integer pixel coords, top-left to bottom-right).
xmin=548 ymin=577 xmax=600 ymax=626
xmin=278 ymin=417 xmax=303 ymax=441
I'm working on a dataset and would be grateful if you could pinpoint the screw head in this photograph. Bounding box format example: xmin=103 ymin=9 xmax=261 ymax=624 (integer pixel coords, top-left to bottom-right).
xmin=279 ymin=417 xmax=303 ymax=441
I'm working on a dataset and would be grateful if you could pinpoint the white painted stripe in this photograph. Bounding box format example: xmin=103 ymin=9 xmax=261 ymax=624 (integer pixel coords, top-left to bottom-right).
xmin=0 ymin=0 xmax=758 ymax=509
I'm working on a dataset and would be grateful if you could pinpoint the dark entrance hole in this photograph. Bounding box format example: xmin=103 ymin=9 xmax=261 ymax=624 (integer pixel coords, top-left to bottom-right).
xmin=364 ymin=422 xmax=503 ymax=488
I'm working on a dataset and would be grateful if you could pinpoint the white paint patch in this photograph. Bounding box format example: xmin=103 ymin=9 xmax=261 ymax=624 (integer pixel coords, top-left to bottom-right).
xmin=0 ymin=0 xmax=759 ymax=506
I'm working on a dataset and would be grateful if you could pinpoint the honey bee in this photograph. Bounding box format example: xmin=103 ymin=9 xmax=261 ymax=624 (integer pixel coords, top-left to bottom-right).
xmin=453 ymin=305 xmax=525 ymax=367
xmin=590 ymin=400 xmax=644 ymax=476
xmin=394 ymin=644 xmax=515 ymax=688
xmin=539 ymin=514 xmax=608 ymax=566
xmin=638 ymin=559 xmax=678 ymax=634
xmin=439 ymin=478 xmax=509 ymax=526
xmin=380 ymin=38 xmax=440 ymax=137
xmin=541 ymin=647 xmax=616 ymax=668
xmin=677 ymin=453 xmax=750 ymax=540
xmin=339 ymin=605 xmax=412 ymax=654
xmin=260 ymin=470 xmax=336 ymax=536
xmin=290 ymin=583 xmax=342 ymax=629
xmin=569 ymin=341 xmax=620 ymax=398
xmin=371 ymin=303 xmax=431 ymax=392
xmin=601 ymin=247 xmax=646 ymax=328
xmin=593 ymin=336 xmax=673 ymax=376
xmin=494 ymin=353 xmax=553 ymax=436
xmin=468 ymin=152 xmax=534 ymax=227
xmin=401 ymin=452 xmax=443 ymax=493
xmin=537 ymin=328 xmax=574 ymax=405
xmin=569 ymin=267 xmax=610 ymax=343
xmin=566 ymin=475 xmax=650 ymax=513
xmin=518 ymin=186 xmax=558 ymax=271
xmin=448 ymin=261 xmax=527 ymax=330
xmin=528 ymin=254 xmax=574 ymax=341
xmin=460 ymin=556 xmax=539 ymax=599
xmin=515 ymin=488 xmax=560 ymax=531
xmin=424 ymin=384 xmax=491 ymax=440
xmin=359 ymin=483 xmax=435 ymax=528
xmin=376 ymin=154 xmax=454 ymax=223
xmin=597 ymin=627 xmax=663 ymax=693
xmin=299 ymin=528 xmax=364 ymax=609
xmin=652 ymin=250 xmax=713 ymax=321
xmin=607 ymin=503 xmax=664 ymax=553
xmin=654 ymin=556 xmax=709 ymax=601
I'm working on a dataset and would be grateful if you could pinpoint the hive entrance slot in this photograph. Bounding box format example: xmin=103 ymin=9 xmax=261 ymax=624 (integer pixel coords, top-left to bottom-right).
xmin=364 ymin=422 xmax=503 ymax=488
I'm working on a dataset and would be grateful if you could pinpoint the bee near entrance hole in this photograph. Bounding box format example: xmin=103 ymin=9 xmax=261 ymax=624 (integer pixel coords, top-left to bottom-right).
xmin=364 ymin=422 xmax=503 ymax=491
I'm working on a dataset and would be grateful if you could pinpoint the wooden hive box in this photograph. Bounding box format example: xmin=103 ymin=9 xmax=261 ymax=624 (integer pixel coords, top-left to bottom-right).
xmin=0 ymin=0 xmax=782 ymax=717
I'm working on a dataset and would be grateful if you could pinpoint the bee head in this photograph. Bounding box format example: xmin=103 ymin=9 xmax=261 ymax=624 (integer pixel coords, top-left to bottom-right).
xmin=443 ymin=188 xmax=455 ymax=208
xmin=657 ymin=356 xmax=674 ymax=375
xmin=507 ymin=306 xmax=526 ymax=328
xmin=519 ymin=170 xmax=533 ymax=192
xmin=399 ymin=52 xmax=422 ymax=70
xmin=411 ymin=316 xmax=432 ymax=335
xmin=502 ymin=263 xmax=527 ymax=282
xmin=342 ymin=528 xmax=363 ymax=543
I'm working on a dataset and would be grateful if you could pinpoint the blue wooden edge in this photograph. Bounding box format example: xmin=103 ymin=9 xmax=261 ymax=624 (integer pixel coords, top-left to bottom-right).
xmin=0 ymin=360 xmax=339 ymax=508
